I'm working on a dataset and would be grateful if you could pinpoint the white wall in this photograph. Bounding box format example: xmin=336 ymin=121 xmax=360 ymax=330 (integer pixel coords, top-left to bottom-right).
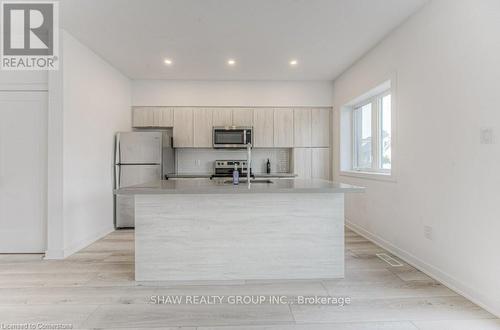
xmin=46 ymin=30 xmax=131 ymax=258
xmin=332 ymin=0 xmax=500 ymax=316
xmin=132 ymin=80 xmax=333 ymax=107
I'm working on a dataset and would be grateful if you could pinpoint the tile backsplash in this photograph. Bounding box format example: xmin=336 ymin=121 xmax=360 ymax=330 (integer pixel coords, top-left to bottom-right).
xmin=176 ymin=148 xmax=291 ymax=174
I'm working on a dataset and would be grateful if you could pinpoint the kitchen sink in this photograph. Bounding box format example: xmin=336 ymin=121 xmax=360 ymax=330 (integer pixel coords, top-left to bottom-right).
xmin=222 ymin=179 xmax=273 ymax=184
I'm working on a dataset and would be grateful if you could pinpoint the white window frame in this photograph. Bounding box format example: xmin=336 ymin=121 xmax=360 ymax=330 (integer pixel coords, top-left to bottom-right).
xmin=339 ymin=78 xmax=396 ymax=182
xmin=378 ymin=90 xmax=392 ymax=171
xmin=352 ymin=98 xmax=375 ymax=172
xmin=351 ymin=90 xmax=391 ymax=174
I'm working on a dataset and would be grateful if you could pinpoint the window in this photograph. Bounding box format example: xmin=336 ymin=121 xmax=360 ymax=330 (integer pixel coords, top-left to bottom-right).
xmin=352 ymin=91 xmax=392 ymax=173
xmin=380 ymin=93 xmax=391 ymax=170
xmin=353 ymin=103 xmax=372 ymax=169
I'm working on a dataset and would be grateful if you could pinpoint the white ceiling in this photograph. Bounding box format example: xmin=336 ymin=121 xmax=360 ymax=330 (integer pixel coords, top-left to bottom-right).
xmin=60 ymin=0 xmax=427 ymax=80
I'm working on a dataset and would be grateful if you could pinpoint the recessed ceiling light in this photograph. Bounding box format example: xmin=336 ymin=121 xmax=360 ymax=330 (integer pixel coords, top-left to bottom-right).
xmin=227 ymin=59 xmax=236 ymax=66
xmin=164 ymin=58 xmax=173 ymax=65
xmin=289 ymin=59 xmax=298 ymax=66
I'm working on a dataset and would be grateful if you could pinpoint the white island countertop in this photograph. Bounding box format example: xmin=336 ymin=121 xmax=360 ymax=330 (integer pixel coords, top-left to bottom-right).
xmin=165 ymin=172 xmax=298 ymax=179
xmin=115 ymin=178 xmax=364 ymax=195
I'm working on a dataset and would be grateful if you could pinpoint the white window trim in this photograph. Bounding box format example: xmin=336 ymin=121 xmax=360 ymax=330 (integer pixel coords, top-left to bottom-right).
xmin=351 ymin=91 xmax=390 ymax=173
xmin=378 ymin=90 xmax=392 ymax=171
xmin=339 ymin=77 xmax=397 ymax=182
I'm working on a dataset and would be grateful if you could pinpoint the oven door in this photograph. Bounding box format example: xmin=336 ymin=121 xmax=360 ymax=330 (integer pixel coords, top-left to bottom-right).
xmin=213 ymin=128 xmax=247 ymax=148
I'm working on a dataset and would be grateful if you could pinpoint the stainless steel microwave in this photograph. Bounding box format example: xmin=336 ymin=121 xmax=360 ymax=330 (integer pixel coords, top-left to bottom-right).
xmin=213 ymin=127 xmax=252 ymax=148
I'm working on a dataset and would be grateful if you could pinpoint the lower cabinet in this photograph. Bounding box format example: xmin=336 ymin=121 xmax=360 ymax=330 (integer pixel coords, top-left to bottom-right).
xmin=293 ymin=147 xmax=330 ymax=180
xmin=312 ymin=148 xmax=330 ymax=180
xmin=292 ymin=148 xmax=312 ymax=179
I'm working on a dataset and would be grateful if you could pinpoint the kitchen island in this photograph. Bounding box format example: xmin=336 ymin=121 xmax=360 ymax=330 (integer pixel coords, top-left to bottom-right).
xmin=115 ymin=178 xmax=363 ymax=282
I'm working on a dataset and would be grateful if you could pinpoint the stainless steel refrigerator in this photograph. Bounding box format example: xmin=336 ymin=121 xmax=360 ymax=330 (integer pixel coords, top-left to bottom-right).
xmin=114 ymin=130 xmax=174 ymax=228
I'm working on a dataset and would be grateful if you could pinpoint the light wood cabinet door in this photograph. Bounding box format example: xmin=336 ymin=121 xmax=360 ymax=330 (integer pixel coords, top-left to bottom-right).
xmin=132 ymin=107 xmax=143 ymax=127
xmin=293 ymin=148 xmax=312 ymax=179
xmin=294 ymin=108 xmax=311 ymax=147
xmin=152 ymin=108 xmax=162 ymax=126
xmin=273 ymin=108 xmax=294 ymax=147
xmin=193 ymin=108 xmax=213 ymax=147
xmin=312 ymin=147 xmax=330 ymax=180
xmin=158 ymin=107 xmax=173 ymax=127
xmin=132 ymin=107 xmax=154 ymax=127
xmin=253 ymin=108 xmax=274 ymax=147
xmin=133 ymin=107 xmax=173 ymax=127
xmin=173 ymin=108 xmax=194 ymax=147
xmin=232 ymin=108 xmax=253 ymax=126
xmin=311 ymin=108 xmax=331 ymax=147
xmin=212 ymin=108 xmax=233 ymax=126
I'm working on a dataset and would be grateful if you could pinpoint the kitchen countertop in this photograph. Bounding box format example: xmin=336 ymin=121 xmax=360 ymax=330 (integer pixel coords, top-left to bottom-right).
xmin=165 ymin=173 xmax=212 ymax=178
xmin=254 ymin=173 xmax=297 ymax=178
xmin=115 ymin=178 xmax=364 ymax=195
xmin=165 ymin=172 xmax=297 ymax=179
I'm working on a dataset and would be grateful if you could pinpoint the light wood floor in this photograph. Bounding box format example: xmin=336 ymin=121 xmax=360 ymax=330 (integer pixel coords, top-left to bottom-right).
xmin=0 ymin=228 xmax=498 ymax=329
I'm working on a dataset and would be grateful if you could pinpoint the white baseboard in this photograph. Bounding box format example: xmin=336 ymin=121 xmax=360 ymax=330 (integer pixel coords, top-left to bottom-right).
xmin=346 ymin=219 xmax=500 ymax=318
xmin=44 ymin=249 xmax=65 ymax=259
xmin=44 ymin=226 xmax=114 ymax=260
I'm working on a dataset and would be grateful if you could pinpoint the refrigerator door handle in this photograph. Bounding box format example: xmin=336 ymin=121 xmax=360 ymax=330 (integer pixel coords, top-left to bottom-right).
xmin=118 ymin=138 xmax=121 ymax=165
xmin=115 ymin=165 xmax=121 ymax=189
xmin=115 ymin=134 xmax=118 ymax=164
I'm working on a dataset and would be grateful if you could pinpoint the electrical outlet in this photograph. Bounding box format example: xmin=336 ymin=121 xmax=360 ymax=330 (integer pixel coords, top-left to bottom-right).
xmin=195 ymin=159 xmax=201 ymax=167
xmin=480 ymin=127 xmax=494 ymax=144
xmin=424 ymin=225 xmax=433 ymax=240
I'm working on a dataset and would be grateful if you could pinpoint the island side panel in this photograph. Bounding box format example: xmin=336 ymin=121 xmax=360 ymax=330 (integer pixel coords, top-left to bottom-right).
xmin=135 ymin=193 xmax=344 ymax=281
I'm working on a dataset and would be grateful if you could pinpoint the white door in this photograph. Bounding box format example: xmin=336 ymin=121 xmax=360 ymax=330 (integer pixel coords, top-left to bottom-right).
xmin=0 ymin=92 xmax=47 ymax=253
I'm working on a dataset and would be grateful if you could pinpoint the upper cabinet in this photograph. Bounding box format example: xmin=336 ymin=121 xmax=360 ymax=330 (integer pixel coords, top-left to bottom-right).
xmin=293 ymin=108 xmax=312 ymax=147
xmin=232 ymin=108 xmax=253 ymax=126
xmin=132 ymin=107 xmax=153 ymax=127
xmin=311 ymin=108 xmax=330 ymax=147
xmin=173 ymin=108 xmax=193 ymax=147
xmin=193 ymin=108 xmax=213 ymax=148
xmin=273 ymin=108 xmax=294 ymax=147
xmin=132 ymin=107 xmax=173 ymax=128
xmin=212 ymin=108 xmax=233 ymax=126
xmin=131 ymin=106 xmax=331 ymax=150
xmin=158 ymin=108 xmax=174 ymax=127
xmin=253 ymin=108 xmax=274 ymax=147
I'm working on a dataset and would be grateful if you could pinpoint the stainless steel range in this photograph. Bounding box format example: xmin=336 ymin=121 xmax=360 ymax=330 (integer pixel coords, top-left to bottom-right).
xmin=211 ymin=160 xmax=253 ymax=179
